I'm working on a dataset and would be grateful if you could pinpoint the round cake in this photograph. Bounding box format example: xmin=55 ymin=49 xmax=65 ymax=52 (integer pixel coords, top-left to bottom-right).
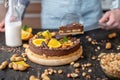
xmin=25 ymin=30 xmax=83 ymax=66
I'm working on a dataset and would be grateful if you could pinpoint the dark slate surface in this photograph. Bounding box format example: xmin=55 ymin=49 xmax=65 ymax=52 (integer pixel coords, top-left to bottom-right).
xmin=0 ymin=28 xmax=120 ymax=80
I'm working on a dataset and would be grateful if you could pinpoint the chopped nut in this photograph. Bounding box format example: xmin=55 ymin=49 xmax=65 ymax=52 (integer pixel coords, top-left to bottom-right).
xmin=105 ymin=42 xmax=112 ymax=49
xmin=86 ymin=63 xmax=92 ymax=67
xmin=0 ymin=61 xmax=8 ymax=70
xmin=97 ymin=46 xmax=100 ymax=50
xmin=44 ymin=69 xmax=49 ymax=75
xmin=95 ymin=49 xmax=98 ymax=52
xmin=15 ymin=57 xmax=24 ymax=61
xmin=10 ymin=56 xmax=16 ymax=62
xmin=29 ymin=75 xmax=40 ymax=80
xmin=88 ymin=38 xmax=92 ymax=42
xmin=47 ymin=68 xmax=54 ymax=75
xmin=86 ymin=75 xmax=91 ymax=79
xmin=8 ymin=63 xmax=13 ymax=69
xmin=117 ymin=45 xmax=120 ymax=50
xmin=41 ymin=73 xmax=50 ymax=80
xmin=82 ymin=67 xmax=85 ymax=70
xmin=23 ymin=44 xmax=29 ymax=48
xmin=70 ymin=62 xmax=75 ymax=66
xmin=92 ymin=56 xmax=96 ymax=60
xmin=67 ymin=73 xmax=71 ymax=78
xmin=12 ymin=54 xmax=19 ymax=57
xmin=74 ymin=68 xmax=80 ymax=74
xmin=23 ymin=58 xmax=27 ymax=61
xmin=82 ymin=72 xmax=86 ymax=77
xmin=108 ymin=32 xmax=117 ymax=39
xmin=12 ymin=63 xmax=18 ymax=70
xmin=73 ymin=63 xmax=80 ymax=68
xmin=53 ymin=70 xmax=57 ymax=74
xmin=86 ymin=36 xmax=90 ymax=39
xmin=98 ymin=53 xmax=106 ymax=59
xmin=83 ymin=64 xmax=87 ymax=67
xmin=70 ymin=73 xmax=79 ymax=78
xmin=91 ymin=41 xmax=96 ymax=45
xmin=58 ymin=69 xmax=63 ymax=74
xmin=88 ymin=69 xmax=92 ymax=73
xmin=21 ymin=53 xmax=27 ymax=58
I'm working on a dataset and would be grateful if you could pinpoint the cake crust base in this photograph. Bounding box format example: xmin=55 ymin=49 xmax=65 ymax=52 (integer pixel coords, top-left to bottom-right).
xmin=25 ymin=46 xmax=83 ymax=66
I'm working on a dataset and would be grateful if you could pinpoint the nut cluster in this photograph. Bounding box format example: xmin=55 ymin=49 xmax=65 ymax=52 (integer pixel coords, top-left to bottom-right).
xmin=0 ymin=53 xmax=29 ymax=71
xmin=100 ymin=53 xmax=120 ymax=78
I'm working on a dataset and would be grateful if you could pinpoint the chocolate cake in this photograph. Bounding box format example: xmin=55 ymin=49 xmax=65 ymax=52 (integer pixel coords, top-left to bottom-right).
xmin=29 ymin=38 xmax=80 ymax=56
xmin=25 ymin=30 xmax=83 ymax=66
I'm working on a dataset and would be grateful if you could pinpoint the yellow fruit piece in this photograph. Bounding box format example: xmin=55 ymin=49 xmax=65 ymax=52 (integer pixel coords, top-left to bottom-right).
xmin=12 ymin=61 xmax=30 ymax=67
xmin=32 ymin=39 xmax=46 ymax=46
xmin=21 ymin=30 xmax=33 ymax=40
xmin=25 ymin=27 xmax=32 ymax=33
xmin=42 ymin=30 xmax=51 ymax=39
xmin=48 ymin=39 xmax=61 ymax=48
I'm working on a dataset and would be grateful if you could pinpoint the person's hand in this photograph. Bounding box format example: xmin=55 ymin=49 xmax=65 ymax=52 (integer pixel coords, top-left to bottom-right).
xmin=0 ymin=20 xmax=5 ymax=32
xmin=99 ymin=9 xmax=120 ymax=30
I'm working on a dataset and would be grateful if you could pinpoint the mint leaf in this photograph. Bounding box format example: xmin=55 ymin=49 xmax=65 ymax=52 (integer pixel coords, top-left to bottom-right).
xmin=22 ymin=25 xmax=28 ymax=31
xmin=63 ymin=36 xmax=68 ymax=42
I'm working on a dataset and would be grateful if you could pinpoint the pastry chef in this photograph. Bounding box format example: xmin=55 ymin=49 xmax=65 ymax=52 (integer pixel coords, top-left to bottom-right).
xmin=0 ymin=0 xmax=120 ymax=32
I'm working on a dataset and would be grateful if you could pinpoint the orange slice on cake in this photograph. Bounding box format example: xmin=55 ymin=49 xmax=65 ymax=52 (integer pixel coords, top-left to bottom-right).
xmin=42 ymin=30 xmax=52 ymax=39
xmin=32 ymin=39 xmax=46 ymax=46
xmin=48 ymin=38 xmax=61 ymax=48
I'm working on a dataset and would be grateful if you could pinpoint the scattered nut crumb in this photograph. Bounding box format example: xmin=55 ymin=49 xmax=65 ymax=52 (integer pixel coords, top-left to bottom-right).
xmin=29 ymin=75 xmax=40 ymax=80
xmin=21 ymin=53 xmax=27 ymax=58
xmin=92 ymin=56 xmax=96 ymax=60
xmin=70 ymin=73 xmax=79 ymax=78
xmin=97 ymin=46 xmax=100 ymax=50
xmin=108 ymin=32 xmax=117 ymax=39
xmin=86 ymin=75 xmax=91 ymax=79
xmin=74 ymin=68 xmax=80 ymax=74
xmin=70 ymin=62 xmax=75 ymax=66
xmin=58 ymin=69 xmax=63 ymax=74
xmin=88 ymin=38 xmax=92 ymax=42
xmin=0 ymin=61 xmax=8 ymax=70
xmin=105 ymin=42 xmax=112 ymax=49
xmin=82 ymin=72 xmax=86 ymax=77
xmin=53 ymin=70 xmax=57 ymax=74
xmin=86 ymin=63 xmax=92 ymax=67
xmin=23 ymin=44 xmax=29 ymax=48
xmin=67 ymin=73 xmax=71 ymax=78
xmin=73 ymin=63 xmax=80 ymax=68
xmin=88 ymin=69 xmax=92 ymax=73
xmin=41 ymin=73 xmax=51 ymax=80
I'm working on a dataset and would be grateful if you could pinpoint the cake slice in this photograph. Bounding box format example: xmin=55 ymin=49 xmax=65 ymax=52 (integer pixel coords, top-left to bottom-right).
xmin=59 ymin=23 xmax=84 ymax=35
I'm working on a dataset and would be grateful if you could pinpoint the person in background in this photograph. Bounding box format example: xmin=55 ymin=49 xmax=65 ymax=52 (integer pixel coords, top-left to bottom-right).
xmin=0 ymin=20 xmax=4 ymax=32
xmin=0 ymin=0 xmax=120 ymax=32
